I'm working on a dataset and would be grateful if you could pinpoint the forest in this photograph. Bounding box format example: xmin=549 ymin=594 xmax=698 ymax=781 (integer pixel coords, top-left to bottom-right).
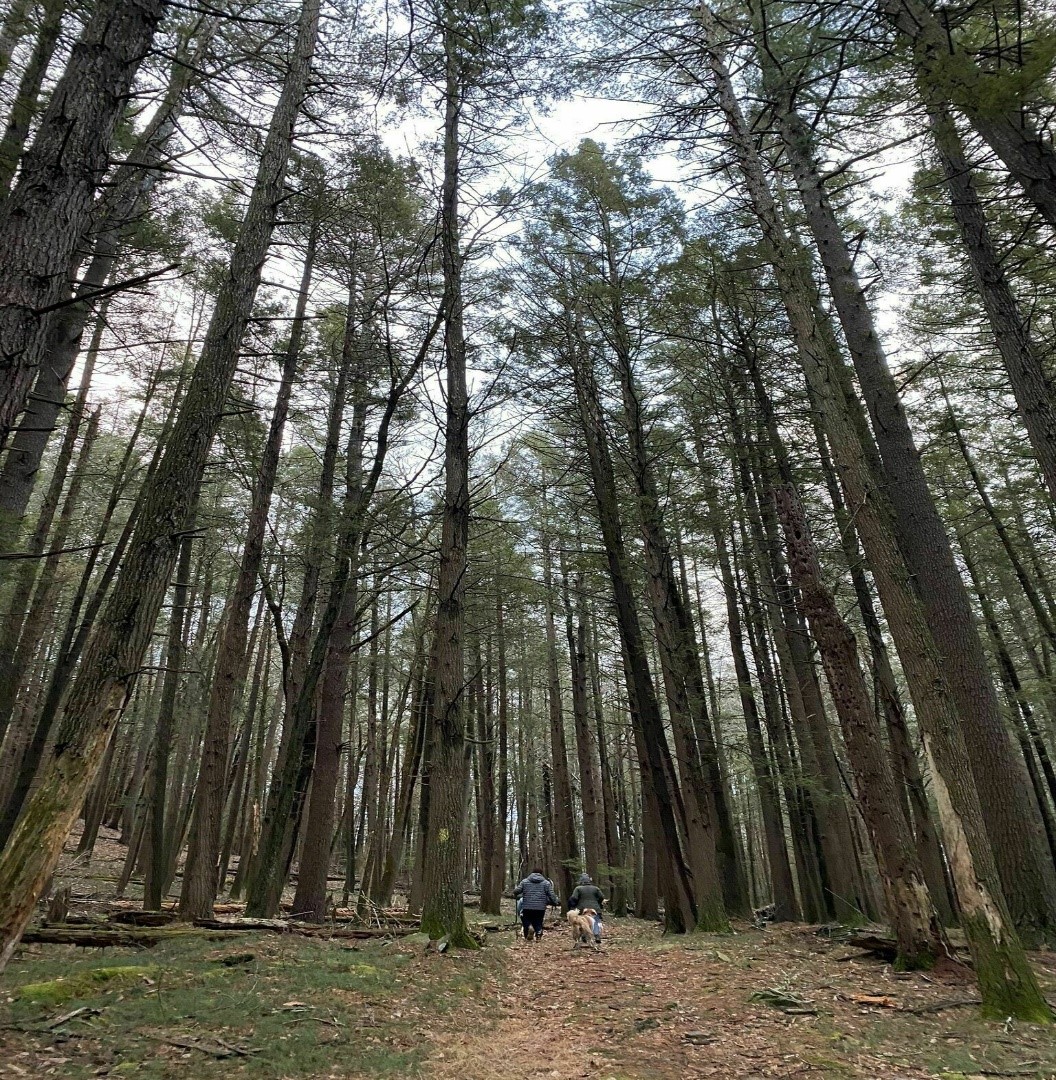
xmin=1 ymin=0 xmax=1056 ymax=1075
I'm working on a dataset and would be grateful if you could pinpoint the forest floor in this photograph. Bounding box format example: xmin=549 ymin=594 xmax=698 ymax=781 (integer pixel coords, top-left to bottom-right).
xmin=2 ymin=831 xmax=1056 ymax=1079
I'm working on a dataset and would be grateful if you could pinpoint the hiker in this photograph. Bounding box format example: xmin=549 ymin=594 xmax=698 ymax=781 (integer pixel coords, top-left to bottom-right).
xmin=568 ymin=873 xmax=605 ymax=944
xmin=514 ymin=867 xmax=558 ymax=942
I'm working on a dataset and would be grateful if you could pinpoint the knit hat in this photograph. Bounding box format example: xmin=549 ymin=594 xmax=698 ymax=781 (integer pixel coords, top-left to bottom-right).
xmin=578 ymin=874 xmax=592 ymax=885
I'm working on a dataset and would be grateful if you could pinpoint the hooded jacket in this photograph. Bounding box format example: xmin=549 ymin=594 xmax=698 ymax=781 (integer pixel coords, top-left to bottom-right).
xmin=514 ymin=872 xmax=558 ymax=911
xmin=569 ymin=875 xmax=605 ymax=915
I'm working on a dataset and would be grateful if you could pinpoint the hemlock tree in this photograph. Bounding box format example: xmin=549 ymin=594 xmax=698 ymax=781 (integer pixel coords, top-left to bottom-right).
xmin=684 ymin=0 xmax=1050 ymax=1019
xmin=748 ymin=0 xmax=1056 ymax=946
xmin=413 ymin=0 xmax=555 ymax=947
xmin=0 ymin=0 xmax=167 ymax=447
xmin=0 ymin=0 xmax=322 ymax=972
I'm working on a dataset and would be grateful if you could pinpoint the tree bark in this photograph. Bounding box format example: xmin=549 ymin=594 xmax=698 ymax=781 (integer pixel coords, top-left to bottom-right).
xmin=142 ymin=514 xmax=198 ymax=910
xmin=769 ymin=74 xmax=1055 ymax=939
xmin=291 ymin=386 xmax=368 ymax=923
xmin=925 ymin=97 xmax=1056 ymax=506
xmin=880 ymin=0 xmax=1056 ymax=228
xmin=0 ymin=0 xmax=166 ymax=445
xmin=698 ymin=449 xmax=798 ymax=921
xmin=590 ymin=614 xmax=627 ymax=913
xmin=418 ymin=15 xmax=475 ymax=948
xmin=0 ymin=0 xmax=321 ymax=973
xmin=563 ymin=562 xmax=604 ymax=888
xmin=0 ymin=28 xmax=211 ymax=555
xmin=697 ymin=2 xmax=1050 ymax=1017
xmin=775 ymin=484 xmax=944 ymax=969
xmin=0 ymin=0 xmax=33 ymax=93
xmin=540 ymin=512 xmax=579 ymax=909
xmin=0 ymin=0 xmax=64 ymax=196
xmin=0 ymin=312 xmax=102 ymax=746
xmin=569 ymin=324 xmax=697 ymax=931
xmin=179 ymin=218 xmax=318 ymax=920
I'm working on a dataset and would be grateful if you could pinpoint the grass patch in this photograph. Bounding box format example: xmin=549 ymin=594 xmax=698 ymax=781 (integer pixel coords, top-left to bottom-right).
xmin=1 ymin=931 xmax=500 ymax=1079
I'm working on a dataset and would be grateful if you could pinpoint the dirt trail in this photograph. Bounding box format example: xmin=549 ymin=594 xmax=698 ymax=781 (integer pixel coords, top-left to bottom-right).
xmin=417 ymin=921 xmax=1056 ymax=1080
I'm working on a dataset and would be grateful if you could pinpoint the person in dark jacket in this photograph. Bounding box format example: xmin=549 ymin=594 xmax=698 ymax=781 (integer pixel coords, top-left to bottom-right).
xmin=568 ymin=874 xmax=606 ymax=943
xmin=514 ymin=868 xmax=558 ymax=941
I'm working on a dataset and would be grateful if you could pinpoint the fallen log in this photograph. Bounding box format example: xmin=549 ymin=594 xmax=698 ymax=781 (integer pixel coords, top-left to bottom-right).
xmin=190 ymin=918 xmax=421 ymax=940
xmin=842 ymin=933 xmax=899 ymax=962
xmin=20 ymin=920 xmax=421 ymax=950
xmin=22 ymin=928 xmax=165 ymax=948
xmin=109 ymin=911 xmax=178 ymax=927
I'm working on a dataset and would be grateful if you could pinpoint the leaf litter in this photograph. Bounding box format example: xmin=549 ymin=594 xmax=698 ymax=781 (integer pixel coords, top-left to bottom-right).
xmin=399 ymin=919 xmax=1056 ymax=1080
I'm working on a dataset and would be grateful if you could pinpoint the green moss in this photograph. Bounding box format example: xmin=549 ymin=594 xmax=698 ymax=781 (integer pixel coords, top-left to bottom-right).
xmin=420 ymin=907 xmax=479 ymax=949
xmin=1 ymin=933 xmax=457 ymax=1078
xmin=893 ymin=948 xmax=936 ymax=973
xmin=19 ymin=965 xmax=156 ymax=1005
xmin=962 ymin=912 xmax=1053 ymax=1023
xmin=693 ymin=897 xmax=732 ymax=935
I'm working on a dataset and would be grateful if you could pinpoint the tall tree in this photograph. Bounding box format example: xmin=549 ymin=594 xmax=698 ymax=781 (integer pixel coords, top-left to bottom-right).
xmin=0 ymin=0 xmax=167 ymax=446
xmin=0 ymin=0 xmax=322 ymax=972
xmin=752 ymin=10 xmax=1056 ymax=944
xmin=417 ymin=0 xmax=553 ymax=946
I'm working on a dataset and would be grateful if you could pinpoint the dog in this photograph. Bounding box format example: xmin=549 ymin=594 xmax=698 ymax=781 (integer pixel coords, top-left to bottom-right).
xmin=567 ymin=907 xmax=600 ymax=952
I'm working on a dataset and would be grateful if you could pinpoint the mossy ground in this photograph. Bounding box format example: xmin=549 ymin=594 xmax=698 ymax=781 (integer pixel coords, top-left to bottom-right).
xmin=0 ymin=925 xmax=499 ymax=1079
xmin=18 ymin=966 xmax=158 ymax=1005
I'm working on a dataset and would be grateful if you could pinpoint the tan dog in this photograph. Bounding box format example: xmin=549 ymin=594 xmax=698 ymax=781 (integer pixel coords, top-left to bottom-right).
xmin=567 ymin=907 xmax=599 ymax=951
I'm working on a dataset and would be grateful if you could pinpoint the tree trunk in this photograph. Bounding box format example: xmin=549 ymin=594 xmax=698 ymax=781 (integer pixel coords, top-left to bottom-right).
xmin=0 ymin=0 xmax=64 ymax=196
xmin=0 ymin=405 xmax=100 ymax=826
xmin=0 ymin=361 xmax=172 ymax=844
xmin=0 ymin=0 xmax=33 ymax=93
xmin=926 ymin=99 xmax=1056 ymax=505
xmin=0 ymin=29 xmax=210 ymax=554
xmin=292 ymin=386 xmax=368 ymax=923
xmin=488 ymin=581 xmax=509 ymax=910
xmin=540 ymin=515 xmax=578 ymax=908
xmin=698 ymin=2 xmax=1050 ymax=1017
xmin=0 ymin=0 xmax=166 ymax=445
xmin=418 ymin=18 xmax=475 ymax=949
xmin=245 ymin=245 xmax=438 ymax=921
xmin=179 ymin=218 xmax=318 ymax=920
xmin=770 ymin=79 xmax=1056 ymax=940
xmin=736 ymin=513 xmax=825 ymax=922
xmin=0 ymin=313 xmax=102 ymax=746
xmin=142 ymin=515 xmax=198 ymax=910
xmin=292 ymin=573 xmax=360 ymax=922
xmin=807 ymin=403 xmax=955 ymax=925
xmin=959 ymin=529 xmax=1056 ymax=858
xmin=570 ymin=327 xmax=696 ymax=930
xmin=698 ymin=452 xmax=798 ymax=921
xmin=378 ymin=615 xmax=431 ymax=906
xmin=590 ymin=614 xmax=627 ymax=913
xmin=0 ymin=0 xmax=321 ymax=972
xmin=775 ymin=484 xmax=944 ymax=969
xmin=219 ymin=598 xmax=270 ymax=892
xmin=880 ymin=0 xmax=1056 ymax=228
xmin=563 ymin=562 xmax=604 ymax=887
xmin=609 ymin=337 xmax=728 ymax=929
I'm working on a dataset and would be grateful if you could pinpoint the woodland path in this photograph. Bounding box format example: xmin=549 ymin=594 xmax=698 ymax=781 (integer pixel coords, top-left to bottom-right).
xmin=410 ymin=920 xmax=1056 ymax=1080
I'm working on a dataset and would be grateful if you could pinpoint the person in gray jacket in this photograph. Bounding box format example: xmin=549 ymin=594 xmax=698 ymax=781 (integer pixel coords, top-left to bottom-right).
xmin=514 ymin=868 xmax=558 ymax=941
xmin=568 ymin=874 xmax=606 ymax=944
